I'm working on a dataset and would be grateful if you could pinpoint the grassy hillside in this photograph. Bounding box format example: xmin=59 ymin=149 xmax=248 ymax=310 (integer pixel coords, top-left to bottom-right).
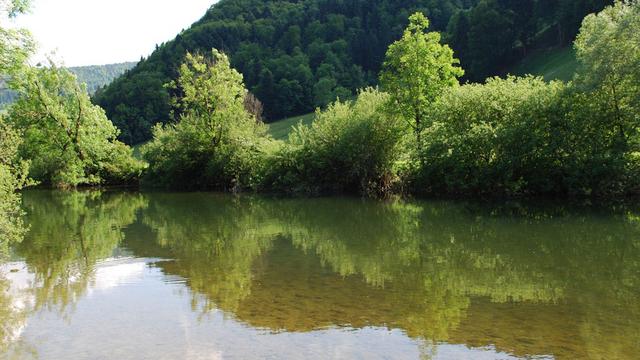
xmin=509 ymin=47 xmax=578 ymax=82
xmin=268 ymin=113 xmax=315 ymax=140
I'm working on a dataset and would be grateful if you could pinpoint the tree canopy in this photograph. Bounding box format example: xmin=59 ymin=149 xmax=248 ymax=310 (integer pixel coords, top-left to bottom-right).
xmin=6 ymin=63 xmax=144 ymax=187
xmin=574 ymin=0 xmax=640 ymax=155
xmin=142 ymin=50 xmax=269 ymax=190
xmin=380 ymin=12 xmax=463 ymax=142
xmin=0 ymin=0 xmax=32 ymax=258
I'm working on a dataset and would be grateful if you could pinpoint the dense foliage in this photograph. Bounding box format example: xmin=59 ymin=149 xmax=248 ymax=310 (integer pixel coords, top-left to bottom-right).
xmin=142 ymin=50 xmax=269 ymax=190
xmin=0 ymin=118 xmax=30 ymax=258
xmin=139 ymin=3 xmax=639 ymax=198
xmin=412 ymin=1 xmax=640 ymax=196
xmin=264 ymin=88 xmax=406 ymax=195
xmin=414 ymin=76 xmax=572 ymax=195
xmin=6 ymin=64 xmax=144 ymax=188
xmin=0 ymin=0 xmax=32 ymax=257
xmin=94 ymin=0 xmax=612 ymax=145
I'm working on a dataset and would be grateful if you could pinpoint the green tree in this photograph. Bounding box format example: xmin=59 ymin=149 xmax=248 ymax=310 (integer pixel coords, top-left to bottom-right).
xmin=0 ymin=118 xmax=30 ymax=258
xmin=142 ymin=50 xmax=270 ymax=190
xmin=0 ymin=0 xmax=34 ymax=76
xmin=573 ymin=0 xmax=640 ymax=155
xmin=0 ymin=0 xmax=32 ymax=258
xmin=380 ymin=12 xmax=464 ymax=145
xmin=7 ymin=63 xmax=143 ymax=187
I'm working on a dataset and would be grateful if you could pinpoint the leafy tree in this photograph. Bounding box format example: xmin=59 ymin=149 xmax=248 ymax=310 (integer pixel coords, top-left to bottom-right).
xmin=0 ymin=0 xmax=34 ymax=76
xmin=0 ymin=118 xmax=30 ymax=258
xmin=7 ymin=63 xmax=144 ymax=187
xmin=573 ymin=0 xmax=640 ymax=155
xmin=142 ymin=50 xmax=270 ymax=190
xmin=0 ymin=0 xmax=32 ymax=257
xmin=380 ymin=12 xmax=464 ymax=145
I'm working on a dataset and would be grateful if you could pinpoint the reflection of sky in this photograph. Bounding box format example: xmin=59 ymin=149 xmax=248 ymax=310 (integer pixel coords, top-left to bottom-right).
xmin=0 ymin=260 xmax=545 ymax=360
xmin=1 ymin=262 xmax=34 ymax=344
xmin=88 ymin=259 xmax=146 ymax=294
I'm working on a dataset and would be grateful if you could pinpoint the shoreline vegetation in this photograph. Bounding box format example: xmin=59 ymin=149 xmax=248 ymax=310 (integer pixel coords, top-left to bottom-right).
xmin=3 ymin=2 xmax=640 ymax=198
xmin=1 ymin=2 xmax=639 ymax=254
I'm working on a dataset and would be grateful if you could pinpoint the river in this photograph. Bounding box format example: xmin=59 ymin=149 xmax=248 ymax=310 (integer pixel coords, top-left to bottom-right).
xmin=1 ymin=190 xmax=638 ymax=359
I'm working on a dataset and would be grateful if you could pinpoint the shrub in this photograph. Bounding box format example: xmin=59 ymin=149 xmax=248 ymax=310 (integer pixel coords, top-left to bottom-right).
xmin=264 ymin=88 xmax=407 ymax=196
xmin=414 ymin=76 xmax=570 ymax=196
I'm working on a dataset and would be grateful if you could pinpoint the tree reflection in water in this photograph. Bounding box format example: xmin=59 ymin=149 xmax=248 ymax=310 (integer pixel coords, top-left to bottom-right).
xmin=0 ymin=191 xmax=638 ymax=359
xmin=0 ymin=190 xmax=146 ymax=356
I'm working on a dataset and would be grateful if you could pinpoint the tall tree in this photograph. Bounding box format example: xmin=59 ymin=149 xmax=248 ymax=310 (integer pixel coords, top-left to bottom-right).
xmin=8 ymin=63 xmax=143 ymax=187
xmin=0 ymin=0 xmax=32 ymax=258
xmin=143 ymin=50 xmax=268 ymax=190
xmin=574 ymin=0 xmax=640 ymax=154
xmin=379 ymin=12 xmax=464 ymax=144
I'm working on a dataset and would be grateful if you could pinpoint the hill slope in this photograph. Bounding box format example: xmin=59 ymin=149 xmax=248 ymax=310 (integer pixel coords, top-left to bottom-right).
xmin=95 ymin=0 xmax=612 ymax=145
xmin=267 ymin=113 xmax=315 ymax=140
xmin=70 ymin=62 xmax=137 ymax=94
xmin=0 ymin=62 xmax=136 ymax=108
xmin=510 ymin=47 xmax=577 ymax=82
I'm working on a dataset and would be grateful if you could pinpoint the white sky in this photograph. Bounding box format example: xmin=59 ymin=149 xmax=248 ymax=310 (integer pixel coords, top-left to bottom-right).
xmin=10 ymin=0 xmax=216 ymax=66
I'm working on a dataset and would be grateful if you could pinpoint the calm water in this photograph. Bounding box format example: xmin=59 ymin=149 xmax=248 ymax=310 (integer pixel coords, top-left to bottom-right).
xmin=1 ymin=190 xmax=639 ymax=359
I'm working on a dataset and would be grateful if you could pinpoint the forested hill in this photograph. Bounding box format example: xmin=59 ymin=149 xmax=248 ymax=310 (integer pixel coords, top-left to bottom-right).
xmin=94 ymin=0 xmax=612 ymax=145
xmin=1 ymin=61 xmax=135 ymax=107
xmin=70 ymin=62 xmax=137 ymax=94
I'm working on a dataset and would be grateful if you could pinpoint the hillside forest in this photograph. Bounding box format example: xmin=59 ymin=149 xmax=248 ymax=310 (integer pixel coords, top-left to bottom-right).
xmin=93 ymin=0 xmax=613 ymax=144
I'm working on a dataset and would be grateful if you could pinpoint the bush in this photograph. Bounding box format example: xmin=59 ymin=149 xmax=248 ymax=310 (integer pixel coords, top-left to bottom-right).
xmin=264 ymin=88 xmax=407 ymax=196
xmin=413 ymin=74 xmax=640 ymax=197
xmin=413 ymin=76 xmax=569 ymax=196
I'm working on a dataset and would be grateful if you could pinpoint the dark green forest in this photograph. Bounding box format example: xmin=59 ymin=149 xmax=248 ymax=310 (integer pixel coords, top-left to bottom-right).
xmin=94 ymin=0 xmax=612 ymax=144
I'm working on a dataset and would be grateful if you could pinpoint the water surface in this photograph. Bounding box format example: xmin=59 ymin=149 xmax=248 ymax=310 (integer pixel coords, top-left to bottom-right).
xmin=1 ymin=190 xmax=639 ymax=359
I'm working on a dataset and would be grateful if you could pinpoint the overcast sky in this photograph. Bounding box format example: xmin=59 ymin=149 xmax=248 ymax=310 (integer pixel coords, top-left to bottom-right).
xmin=11 ymin=0 xmax=215 ymax=67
